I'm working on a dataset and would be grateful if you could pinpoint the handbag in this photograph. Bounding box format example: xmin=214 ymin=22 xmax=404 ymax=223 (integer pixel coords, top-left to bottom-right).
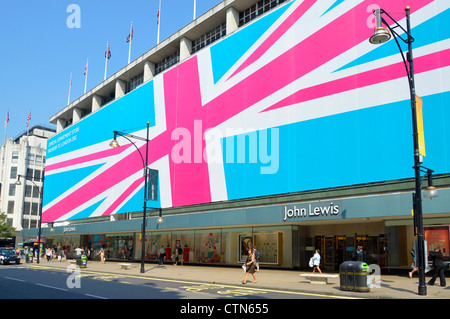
xmin=309 ymin=257 xmax=314 ymax=268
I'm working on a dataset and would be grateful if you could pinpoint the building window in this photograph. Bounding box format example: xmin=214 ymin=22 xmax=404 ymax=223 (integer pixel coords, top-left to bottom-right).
xmin=28 ymin=153 xmax=35 ymax=164
xmin=11 ymin=152 xmax=19 ymax=163
xmin=26 ymin=168 xmax=33 ymax=181
xmin=130 ymin=74 xmax=144 ymax=91
xmin=23 ymin=202 xmax=31 ymax=216
xmin=7 ymin=201 xmax=14 ymax=215
xmin=25 ymin=185 xmax=32 ymax=198
xmin=155 ymin=51 xmax=180 ymax=75
xmin=34 ymin=169 xmax=42 ymax=182
xmin=10 ymin=167 xmax=17 ymax=179
xmin=239 ymin=0 xmax=287 ymax=26
xmin=22 ymin=218 xmax=30 ymax=229
xmin=191 ymin=23 xmax=226 ymax=53
xmin=31 ymin=203 xmax=39 ymax=215
xmin=8 ymin=184 xmax=16 ymax=197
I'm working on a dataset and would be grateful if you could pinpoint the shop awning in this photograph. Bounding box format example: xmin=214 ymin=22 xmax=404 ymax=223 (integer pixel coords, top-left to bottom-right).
xmin=22 ymin=239 xmax=46 ymax=245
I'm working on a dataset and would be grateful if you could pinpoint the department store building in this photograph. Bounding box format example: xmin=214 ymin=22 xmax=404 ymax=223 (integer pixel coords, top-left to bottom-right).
xmin=22 ymin=0 xmax=450 ymax=271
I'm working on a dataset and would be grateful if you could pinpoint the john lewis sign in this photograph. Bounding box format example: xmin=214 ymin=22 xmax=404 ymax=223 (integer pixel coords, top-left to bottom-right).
xmin=283 ymin=203 xmax=339 ymax=221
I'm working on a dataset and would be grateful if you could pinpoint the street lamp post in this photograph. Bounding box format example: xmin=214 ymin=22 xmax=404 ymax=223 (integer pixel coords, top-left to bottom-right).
xmin=110 ymin=122 xmax=162 ymax=273
xmin=16 ymin=174 xmax=44 ymax=264
xmin=369 ymin=6 xmax=433 ymax=296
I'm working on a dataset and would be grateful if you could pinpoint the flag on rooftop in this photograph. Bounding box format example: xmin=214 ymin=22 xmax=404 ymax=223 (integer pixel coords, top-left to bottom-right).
xmin=126 ymin=23 xmax=134 ymax=43
xmin=26 ymin=110 xmax=31 ymax=128
xmin=105 ymin=44 xmax=111 ymax=59
xmin=4 ymin=110 xmax=9 ymax=129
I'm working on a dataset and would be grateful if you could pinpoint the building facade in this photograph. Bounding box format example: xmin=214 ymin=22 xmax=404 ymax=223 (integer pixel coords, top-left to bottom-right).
xmin=23 ymin=0 xmax=450 ymax=270
xmin=0 ymin=126 xmax=56 ymax=243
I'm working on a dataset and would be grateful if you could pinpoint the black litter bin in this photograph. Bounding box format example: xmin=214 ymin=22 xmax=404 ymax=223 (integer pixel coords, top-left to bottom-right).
xmin=339 ymin=261 xmax=370 ymax=292
xmin=76 ymin=255 xmax=88 ymax=268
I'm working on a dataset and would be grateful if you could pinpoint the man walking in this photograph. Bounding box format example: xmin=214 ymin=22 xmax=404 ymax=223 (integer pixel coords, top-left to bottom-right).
xmin=428 ymin=248 xmax=447 ymax=287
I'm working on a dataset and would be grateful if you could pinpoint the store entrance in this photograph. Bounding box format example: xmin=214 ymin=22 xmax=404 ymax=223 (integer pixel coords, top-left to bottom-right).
xmin=315 ymin=235 xmax=388 ymax=271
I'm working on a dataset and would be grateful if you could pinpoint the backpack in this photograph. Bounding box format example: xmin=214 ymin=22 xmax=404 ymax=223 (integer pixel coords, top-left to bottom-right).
xmin=254 ymin=249 xmax=261 ymax=260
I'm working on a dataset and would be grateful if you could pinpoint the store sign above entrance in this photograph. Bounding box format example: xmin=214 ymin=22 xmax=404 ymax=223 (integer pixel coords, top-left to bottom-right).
xmin=283 ymin=203 xmax=339 ymax=221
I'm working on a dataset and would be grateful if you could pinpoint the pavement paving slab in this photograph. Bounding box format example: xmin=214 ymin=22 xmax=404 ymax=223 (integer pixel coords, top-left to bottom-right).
xmin=21 ymin=259 xmax=450 ymax=299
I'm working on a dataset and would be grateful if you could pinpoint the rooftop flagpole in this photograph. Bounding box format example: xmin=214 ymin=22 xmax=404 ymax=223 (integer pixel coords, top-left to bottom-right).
xmin=84 ymin=58 xmax=88 ymax=94
xmin=127 ymin=22 xmax=133 ymax=64
xmin=193 ymin=0 xmax=196 ymax=19
xmin=3 ymin=109 xmax=9 ymax=144
xmin=67 ymin=72 xmax=72 ymax=105
xmin=157 ymin=0 xmax=161 ymax=44
xmin=104 ymin=41 xmax=111 ymax=80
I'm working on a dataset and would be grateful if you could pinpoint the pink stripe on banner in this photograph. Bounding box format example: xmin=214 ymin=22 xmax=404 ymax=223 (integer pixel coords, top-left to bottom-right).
xmin=42 ymin=145 xmax=146 ymax=222
xmin=46 ymin=146 xmax=124 ymax=172
xmin=162 ymin=57 xmax=212 ymax=207
xmin=262 ymin=49 xmax=450 ymax=112
xmin=101 ymin=176 xmax=145 ymax=216
xmin=230 ymin=0 xmax=316 ymax=78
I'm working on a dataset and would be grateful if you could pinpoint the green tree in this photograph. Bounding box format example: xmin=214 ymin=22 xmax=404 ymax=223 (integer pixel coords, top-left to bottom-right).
xmin=0 ymin=212 xmax=15 ymax=238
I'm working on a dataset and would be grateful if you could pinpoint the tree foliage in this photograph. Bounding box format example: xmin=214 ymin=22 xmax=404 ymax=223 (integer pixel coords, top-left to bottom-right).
xmin=0 ymin=212 xmax=15 ymax=238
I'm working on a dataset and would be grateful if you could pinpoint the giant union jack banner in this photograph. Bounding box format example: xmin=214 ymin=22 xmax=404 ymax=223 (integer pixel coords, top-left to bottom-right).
xmin=42 ymin=0 xmax=450 ymax=222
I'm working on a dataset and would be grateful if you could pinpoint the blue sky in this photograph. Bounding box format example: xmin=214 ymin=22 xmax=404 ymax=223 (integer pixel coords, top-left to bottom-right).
xmin=0 ymin=0 xmax=222 ymax=143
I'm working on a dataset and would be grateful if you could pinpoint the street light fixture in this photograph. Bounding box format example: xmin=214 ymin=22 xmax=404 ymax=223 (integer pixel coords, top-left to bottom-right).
xmin=156 ymin=208 xmax=164 ymax=224
xmin=369 ymin=6 xmax=435 ymax=296
xmin=16 ymin=174 xmax=44 ymax=264
xmin=422 ymin=169 xmax=439 ymax=200
xmin=110 ymin=122 xmax=162 ymax=273
xmin=369 ymin=9 xmax=391 ymax=44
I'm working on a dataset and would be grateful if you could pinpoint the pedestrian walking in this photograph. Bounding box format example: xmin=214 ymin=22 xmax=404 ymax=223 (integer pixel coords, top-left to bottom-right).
xmin=352 ymin=245 xmax=367 ymax=262
xmin=252 ymin=247 xmax=260 ymax=273
xmin=242 ymin=249 xmax=257 ymax=284
xmin=75 ymin=246 xmax=83 ymax=257
xmin=46 ymin=248 xmax=52 ymax=262
xmin=409 ymin=247 xmax=418 ymax=278
xmin=98 ymin=248 xmax=105 ymax=264
xmin=174 ymin=246 xmax=183 ymax=266
xmin=312 ymin=249 xmax=322 ymax=274
xmin=428 ymin=248 xmax=447 ymax=287
xmin=159 ymin=246 xmax=166 ymax=265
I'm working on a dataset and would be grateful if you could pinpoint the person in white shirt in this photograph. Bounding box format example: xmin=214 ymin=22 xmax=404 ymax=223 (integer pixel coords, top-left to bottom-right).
xmin=312 ymin=249 xmax=322 ymax=274
xmin=75 ymin=246 xmax=83 ymax=257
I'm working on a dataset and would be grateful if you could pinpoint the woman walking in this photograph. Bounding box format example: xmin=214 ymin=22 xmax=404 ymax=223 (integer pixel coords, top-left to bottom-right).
xmin=242 ymin=249 xmax=257 ymax=284
xmin=98 ymin=248 xmax=105 ymax=264
xmin=312 ymin=249 xmax=322 ymax=274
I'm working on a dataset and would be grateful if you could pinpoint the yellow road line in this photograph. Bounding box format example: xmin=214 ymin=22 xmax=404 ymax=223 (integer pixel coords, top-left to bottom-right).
xmin=21 ymin=264 xmax=360 ymax=299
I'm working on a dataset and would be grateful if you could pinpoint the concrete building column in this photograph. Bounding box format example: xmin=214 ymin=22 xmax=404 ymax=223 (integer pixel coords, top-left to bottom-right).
xmin=56 ymin=118 xmax=65 ymax=133
xmin=180 ymin=37 xmax=192 ymax=61
xmin=92 ymin=95 xmax=102 ymax=113
xmin=143 ymin=61 xmax=155 ymax=83
xmin=115 ymin=79 xmax=127 ymax=99
xmin=226 ymin=7 xmax=239 ymax=35
xmin=73 ymin=107 xmax=82 ymax=124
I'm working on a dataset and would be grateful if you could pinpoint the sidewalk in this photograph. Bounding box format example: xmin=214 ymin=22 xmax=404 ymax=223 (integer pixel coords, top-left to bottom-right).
xmin=25 ymin=260 xmax=449 ymax=299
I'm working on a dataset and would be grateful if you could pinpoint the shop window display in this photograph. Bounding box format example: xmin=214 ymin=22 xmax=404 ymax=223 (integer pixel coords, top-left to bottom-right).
xmin=239 ymin=232 xmax=281 ymax=265
xmin=171 ymin=232 xmax=195 ymax=263
xmin=195 ymin=231 xmax=225 ymax=263
xmin=150 ymin=232 xmax=172 ymax=261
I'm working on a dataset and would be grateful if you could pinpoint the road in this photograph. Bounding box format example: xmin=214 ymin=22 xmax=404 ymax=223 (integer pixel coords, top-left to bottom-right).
xmin=0 ymin=264 xmax=339 ymax=300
